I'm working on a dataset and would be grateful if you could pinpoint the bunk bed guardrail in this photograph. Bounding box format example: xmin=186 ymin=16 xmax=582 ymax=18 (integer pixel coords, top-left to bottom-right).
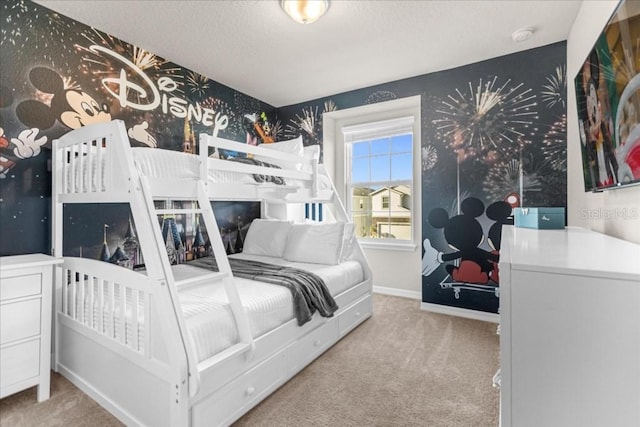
xmin=58 ymin=256 xmax=155 ymax=358
xmin=198 ymin=133 xmax=320 ymax=198
xmin=52 ymin=122 xmax=128 ymax=200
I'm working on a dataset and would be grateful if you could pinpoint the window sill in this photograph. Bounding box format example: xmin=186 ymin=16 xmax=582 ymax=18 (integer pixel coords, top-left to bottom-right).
xmin=358 ymin=240 xmax=417 ymax=252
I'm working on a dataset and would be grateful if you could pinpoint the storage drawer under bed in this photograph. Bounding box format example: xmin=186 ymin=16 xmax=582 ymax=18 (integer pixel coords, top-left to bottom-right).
xmin=338 ymin=294 xmax=372 ymax=336
xmin=286 ymin=319 xmax=339 ymax=375
xmin=191 ymin=352 xmax=286 ymax=426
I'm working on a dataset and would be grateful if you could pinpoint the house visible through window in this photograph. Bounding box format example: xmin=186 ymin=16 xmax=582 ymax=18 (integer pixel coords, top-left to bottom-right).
xmin=343 ymin=116 xmax=414 ymax=243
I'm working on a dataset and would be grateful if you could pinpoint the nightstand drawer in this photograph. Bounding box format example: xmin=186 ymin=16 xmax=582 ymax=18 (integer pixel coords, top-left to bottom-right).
xmin=0 ymin=339 xmax=40 ymax=390
xmin=0 ymin=273 xmax=42 ymax=301
xmin=1 ymin=298 xmax=41 ymax=345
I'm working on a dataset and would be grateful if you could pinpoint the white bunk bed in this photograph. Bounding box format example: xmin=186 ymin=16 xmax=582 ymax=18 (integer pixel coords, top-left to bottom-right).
xmin=51 ymin=120 xmax=372 ymax=427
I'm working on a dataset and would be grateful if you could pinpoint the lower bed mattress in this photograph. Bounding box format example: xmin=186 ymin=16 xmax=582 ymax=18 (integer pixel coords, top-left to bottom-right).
xmin=176 ymin=253 xmax=364 ymax=362
xmin=67 ymin=254 xmax=364 ymax=363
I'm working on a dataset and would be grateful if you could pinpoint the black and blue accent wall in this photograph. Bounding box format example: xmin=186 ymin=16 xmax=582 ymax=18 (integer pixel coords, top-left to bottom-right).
xmin=1 ymin=0 xmax=567 ymax=314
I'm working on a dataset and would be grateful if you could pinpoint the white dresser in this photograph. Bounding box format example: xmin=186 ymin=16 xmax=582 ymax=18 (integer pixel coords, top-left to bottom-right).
xmin=0 ymin=254 xmax=62 ymax=402
xmin=499 ymin=226 xmax=640 ymax=427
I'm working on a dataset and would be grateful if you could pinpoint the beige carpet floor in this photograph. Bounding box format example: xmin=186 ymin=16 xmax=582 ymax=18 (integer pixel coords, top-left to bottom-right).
xmin=0 ymin=294 xmax=500 ymax=427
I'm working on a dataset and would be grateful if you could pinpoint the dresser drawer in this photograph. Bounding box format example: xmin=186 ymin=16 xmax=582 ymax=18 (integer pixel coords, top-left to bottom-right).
xmin=338 ymin=294 xmax=371 ymax=336
xmin=1 ymin=298 xmax=41 ymax=345
xmin=0 ymin=339 xmax=40 ymax=390
xmin=192 ymin=352 xmax=286 ymax=426
xmin=0 ymin=274 xmax=41 ymax=301
xmin=287 ymin=320 xmax=338 ymax=375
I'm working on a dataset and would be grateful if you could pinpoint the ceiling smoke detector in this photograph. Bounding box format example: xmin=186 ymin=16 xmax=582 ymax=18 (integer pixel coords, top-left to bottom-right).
xmin=512 ymin=27 xmax=534 ymax=43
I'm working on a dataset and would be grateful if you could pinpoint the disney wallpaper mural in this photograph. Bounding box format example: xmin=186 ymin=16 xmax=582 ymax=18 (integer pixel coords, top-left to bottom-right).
xmin=0 ymin=0 xmax=279 ymax=257
xmin=1 ymin=0 xmax=567 ymax=314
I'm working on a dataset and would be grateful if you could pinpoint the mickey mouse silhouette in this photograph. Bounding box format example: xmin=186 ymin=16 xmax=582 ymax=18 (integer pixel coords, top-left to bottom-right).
xmin=485 ymin=200 xmax=512 ymax=284
xmin=16 ymin=67 xmax=111 ymax=131
xmin=428 ymin=197 xmax=498 ymax=285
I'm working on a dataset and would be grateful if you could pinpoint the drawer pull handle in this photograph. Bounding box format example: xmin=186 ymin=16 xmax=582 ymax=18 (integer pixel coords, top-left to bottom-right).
xmin=313 ymin=340 xmax=321 ymax=347
xmin=245 ymin=386 xmax=255 ymax=396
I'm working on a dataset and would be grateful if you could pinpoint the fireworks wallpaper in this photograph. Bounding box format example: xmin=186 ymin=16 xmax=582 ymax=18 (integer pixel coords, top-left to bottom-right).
xmin=279 ymin=42 xmax=567 ymax=313
xmin=0 ymin=0 xmax=276 ymax=257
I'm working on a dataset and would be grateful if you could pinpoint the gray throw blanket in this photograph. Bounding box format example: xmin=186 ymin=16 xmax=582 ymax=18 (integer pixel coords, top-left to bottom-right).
xmin=187 ymin=256 xmax=338 ymax=326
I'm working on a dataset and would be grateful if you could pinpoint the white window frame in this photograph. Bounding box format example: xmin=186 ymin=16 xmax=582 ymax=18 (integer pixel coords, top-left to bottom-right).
xmin=343 ymin=116 xmax=416 ymax=249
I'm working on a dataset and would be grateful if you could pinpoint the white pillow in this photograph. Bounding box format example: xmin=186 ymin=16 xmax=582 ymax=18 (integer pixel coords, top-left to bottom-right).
xmin=254 ymin=135 xmax=303 ymax=169
xmin=284 ymin=222 xmax=345 ymax=265
xmin=242 ymin=219 xmax=292 ymax=258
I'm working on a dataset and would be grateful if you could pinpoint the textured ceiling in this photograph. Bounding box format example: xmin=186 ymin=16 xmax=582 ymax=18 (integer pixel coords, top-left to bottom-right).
xmin=34 ymin=0 xmax=583 ymax=107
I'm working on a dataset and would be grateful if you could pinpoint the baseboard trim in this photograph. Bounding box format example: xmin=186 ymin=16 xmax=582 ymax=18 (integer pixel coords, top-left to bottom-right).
xmin=373 ymin=286 xmax=421 ymax=300
xmin=420 ymin=302 xmax=499 ymax=323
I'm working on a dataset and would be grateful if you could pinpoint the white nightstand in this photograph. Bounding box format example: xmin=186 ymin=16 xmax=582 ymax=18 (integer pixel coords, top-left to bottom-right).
xmin=1 ymin=254 xmax=62 ymax=402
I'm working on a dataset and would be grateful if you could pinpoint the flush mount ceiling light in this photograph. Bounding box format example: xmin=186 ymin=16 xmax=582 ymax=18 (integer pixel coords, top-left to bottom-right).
xmin=281 ymin=0 xmax=330 ymax=24
xmin=512 ymin=27 xmax=534 ymax=43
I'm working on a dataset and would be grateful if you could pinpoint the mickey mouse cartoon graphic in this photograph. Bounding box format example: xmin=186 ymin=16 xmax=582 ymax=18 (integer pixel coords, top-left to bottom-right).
xmin=1 ymin=83 xmax=52 ymax=178
xmin=427 ymin=197 xmax=498 ymax=285
xmin=16 ymin=67 xmax=111 ymax=131
xmin=15 ymin=67 xmax=157 ymax=148
xmin=485 ymin=200 xmax=512 ymax=284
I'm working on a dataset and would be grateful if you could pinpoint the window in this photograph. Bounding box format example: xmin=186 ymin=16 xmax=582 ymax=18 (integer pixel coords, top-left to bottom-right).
xmin=343 ymin=117 xmax=414 ymax=244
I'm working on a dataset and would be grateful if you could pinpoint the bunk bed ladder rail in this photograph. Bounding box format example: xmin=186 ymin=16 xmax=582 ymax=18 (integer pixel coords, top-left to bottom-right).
xmin=135 ymin=174 xmax=203 ymax=404
xmin=196 ymin=180 xmax=255 ymax=362
xmin=137 ymin=175 xmax=255 ymax=398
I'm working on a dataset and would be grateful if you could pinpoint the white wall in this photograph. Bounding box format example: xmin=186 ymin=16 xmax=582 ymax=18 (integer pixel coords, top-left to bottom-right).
xmin=567 ymin=0 xmax=640 ymax=243
xmin=324 ymin=96 xmax=422 ymax=300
